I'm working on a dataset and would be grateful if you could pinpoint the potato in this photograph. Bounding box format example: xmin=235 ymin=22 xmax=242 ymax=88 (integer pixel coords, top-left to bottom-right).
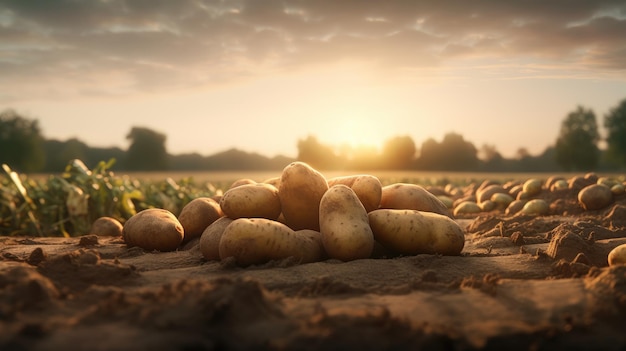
xmin=578 ymin=184 xmax=613 ymax=210
xmin=476 ymin=184 xmax=506 ymax=204
xmin=327 ymin=174 xmax=382 ymax=212
xmin=491 ymin=193 xmax=514 ymax=209
xmin=278 ymin=162 xmax=328 ymax=230
xmin=229 ymin=178 xmax=256 ymax=189
xmin=368 ymin=209 xmax=465 ymax=256
xmin=218 ymin=218 xmax=323 ymax=266
xmin=178 ymin=197 xmax=223 ymax=242
xmin=295 ymin=229 xmax=327 ymax=262
xmin=90 ymin=216 xmax=123 ymax=236
xmin=123 ymin=208 xmax=184 ymax=251
xmin=608 ymin=244 xmax=626 ymax=266
xmin=522 ymin=178 xmax=543 ymax=197
xmin=319 ymin=185 xmax=374 ymax=261
xmin=220 ymin=183 xmax=281 ymax=220
xmin=380 ymin=183 xmax=452 ymax=218
xmin=453 ymin=201 xmax=481 ymax=216
xmin=519 ymin=199 xmax=549 ymax=215
xmin=199 ymin=217 xmax=234 ymax=261
xmin=505 ymin=199 xmax=526 ymax=216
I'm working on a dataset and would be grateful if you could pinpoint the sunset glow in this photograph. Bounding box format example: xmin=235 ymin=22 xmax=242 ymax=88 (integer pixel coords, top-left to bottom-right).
xmin=1 ymin=1 xmax=625 ymax=159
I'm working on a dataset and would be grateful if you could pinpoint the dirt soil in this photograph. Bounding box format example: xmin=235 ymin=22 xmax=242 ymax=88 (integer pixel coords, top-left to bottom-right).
xmin=2 ymin=188 xmax=626 ymax=351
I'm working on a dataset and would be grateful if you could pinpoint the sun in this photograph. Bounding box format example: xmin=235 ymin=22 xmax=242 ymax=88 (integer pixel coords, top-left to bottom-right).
xmin=323 ymin=115 xmax=383 ymax=153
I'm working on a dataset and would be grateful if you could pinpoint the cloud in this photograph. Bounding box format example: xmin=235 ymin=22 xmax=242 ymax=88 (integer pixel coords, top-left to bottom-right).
xmin=1 ymin=0 xmax=625 ymax=101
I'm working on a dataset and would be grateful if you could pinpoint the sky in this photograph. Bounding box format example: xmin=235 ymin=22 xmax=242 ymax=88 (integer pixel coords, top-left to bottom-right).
xmin=1 ymin=0 xmax=626 ymax=160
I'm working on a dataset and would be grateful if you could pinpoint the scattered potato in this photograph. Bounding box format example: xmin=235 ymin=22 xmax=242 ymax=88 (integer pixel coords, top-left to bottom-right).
xmin=505 ymin=199 xmax=526 ymax=216
xmin=177 ymin=197 xmax=223 ymax=242
xmin=578 ymin=184 xmax=613 ymax=210
xmin=476 ymin=184 xmax=506 ymax=204
xmin=608 ymin=244 xmax=626 ymax=266
xmin=319 ymin=185 xmax=374 ymax=261
xmin=380 ymin=183 xmax=451 ymax=218
xmin=368 ymin=209 xmax=465 ymax=256
xmin=437 ymin=195 xmax=454 ymax=209
xmin=520 ymin=199 xmax=549 ymax=215
xmin=611 ymin=183 xmax=625 ymax=196
xmin=199 ymin=217 xmax=234 ymax=261
xmin=479 ymin=200 xmax=496 ymax=212
xmin=491 ymin=193 xmax=514 ymax=209
xmin=220 ymin=183 xmax=281 ymax=220
xmin=90 ymin=216 xmax=123 ymax=236
xmin=218 ymin=218 xmax=323 ymax=266
xmin=522 ymin=178 xmax=543 ymax=197
xmin=123 ymin=208 xmax=184 ymax=251
xmin=278 ymin=162 xmax=328 ymax=231
xmin=327 ymin=174 xmax=382 ymax=212
xmin=453 ymin=201 xmax=482 ymax=216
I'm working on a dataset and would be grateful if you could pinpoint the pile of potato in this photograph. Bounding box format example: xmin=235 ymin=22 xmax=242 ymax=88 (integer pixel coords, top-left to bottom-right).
xmin=117 ymin=162 xmax=466 ymax=266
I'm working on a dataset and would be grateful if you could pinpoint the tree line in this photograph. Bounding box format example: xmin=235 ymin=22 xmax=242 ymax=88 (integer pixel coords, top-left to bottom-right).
xmin=1 ymin=98 xmax=626 ymax=173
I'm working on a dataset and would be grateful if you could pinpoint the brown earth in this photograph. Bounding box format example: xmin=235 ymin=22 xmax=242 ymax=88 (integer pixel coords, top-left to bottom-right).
xmin=1 ymin=188 xmax=626 ymax=350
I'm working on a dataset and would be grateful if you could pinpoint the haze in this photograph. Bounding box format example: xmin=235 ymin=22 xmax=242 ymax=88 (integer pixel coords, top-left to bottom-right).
xmin=2 ymin=0 xmax=625 ymax=159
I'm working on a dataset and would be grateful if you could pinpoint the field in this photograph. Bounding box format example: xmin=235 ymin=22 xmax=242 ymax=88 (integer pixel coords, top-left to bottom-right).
xmin=2 ymin=165 xmax=626 ymax=350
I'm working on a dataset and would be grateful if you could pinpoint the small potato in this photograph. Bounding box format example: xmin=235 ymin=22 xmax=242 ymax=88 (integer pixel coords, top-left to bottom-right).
xmin=380 ymin=183 xmax=452 ymax=218
xmin=327 ymin=174 xmax=382 ymax=212
xmin=90 ymin=216 xmax=123 ymax=236
xmin=453 ymin=201 xmax=482 ymax=216
xmin=199 ymin=217 xmax=234 ymax=261
xmin=295 ymin=229 xmax=327 ymax=262
xmin=368 ymin=209 xmax=465 ymax=256
xmin=491 ymin=193 xmax=514 ymax=209
xmin=278 ymin=162 xmax=328 ymax=230
xmin=218 ymin=218 xmax=323 ymax=266
xmin=220 ymin=183 xmax=281 ymax=220
xmin=608 ymin=244 xmax=626 ymax=266
xmin=520 ymin=199 xmax=549 ymax=215
xmin=505 ymin=199 xmax=526 ymax=216
xmin=522 ymin=178 xmax=543 ymax=197
xmin=319 ymin=185 xmax=374 ymax=261
xmin=476 ymin=184 xmax=506 ymax=204
xmin=578 ymin=184 xmax=613 ymax=210
xmin=178 ymin=197 xmax=223 ymax=242
xmin=123 ymin=208 xmax=184 ymax=251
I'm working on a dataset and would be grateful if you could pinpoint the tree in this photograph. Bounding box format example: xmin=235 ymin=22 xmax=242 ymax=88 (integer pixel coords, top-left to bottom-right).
xmin=417 ymin=132 xmax=479 ymax=171
xmin=381 ymin=135 xmax=416 ymax=169
xmin=0 ymin=109 xmax=45 ymax=172
xmin=555 ymin=106 xmax=600 ymax=171
xmin=604 ymin=98 xmax=626 ymax=167
xmin=297 ymin=135 xmax=342 ymax=170
xmin=124 ymin=127 xmax=168 ymax=170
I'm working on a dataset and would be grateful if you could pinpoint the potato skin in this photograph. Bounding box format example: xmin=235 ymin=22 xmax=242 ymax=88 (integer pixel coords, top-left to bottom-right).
xmin=178 ymin=197 xmax=223 ymax=242
xmin=278 ymin=162 xmax=328 ymax=230
xmin=379 ymin=183 xmax=452 ymax=218
xmin=327 ymin=175 xmax=382 ymax=212
xmin=368 ymin=209 xmax=465 ymax=256
xmin=220 ymin=183 xmax=281 ymax=220
xmin=199 ymin=217 xmax=234 ymax=261
xmin=90 ymin=216 xmax=123 ymax=236
xmin=123 ymin=208 xmax=184 ymax=251
xmin=319 ymin=184 xmax=374 ymax=261
xmin=218 ymin=218 xmax=322 ymax=266
xmin=608 ymin=244 xmax=626 ymax=266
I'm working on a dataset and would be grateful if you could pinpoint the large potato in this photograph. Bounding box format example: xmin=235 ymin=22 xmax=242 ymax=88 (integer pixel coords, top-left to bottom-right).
xmin=327 ymin=174 xmax=382 ymax=212
xmin=123 ymin=208 xmax=184 ymax=251
xmin=199 ymin=217 xmax=234 ymax=261
xmin=319 ymin=184 xmax=374 ymax=261
xmin=177 ymin=197 xmax=223 ymax=242
xmin=368 ymin=209 xmax=465 ymax=256
xmin=379 ymin=183 xmax=452 ymax=218
xmin=218 ymin=218 xmax=323 ymax=266
xmin=220 ymin=183 xmax=281 ymax=220
xmin=278 ymin=162 xmax=328 ymax=230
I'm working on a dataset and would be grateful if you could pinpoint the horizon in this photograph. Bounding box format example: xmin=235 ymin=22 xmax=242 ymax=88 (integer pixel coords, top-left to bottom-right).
xmin=2 ymin=1 xmax=626 ymax=159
